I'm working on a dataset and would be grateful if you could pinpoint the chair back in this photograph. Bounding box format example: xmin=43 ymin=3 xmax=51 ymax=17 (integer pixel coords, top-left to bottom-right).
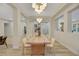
xmin=22 ymin=38 xmax=27 ymax=44
xmin=0 ymin=36 xmax=7 ymax=45
xmin=0 ymin=36 xmax=3 ymax=41
xmin=2 ymin=36 xmax=7 ymax=43
xmin=51 ymin=38 xmax=55 ymax=46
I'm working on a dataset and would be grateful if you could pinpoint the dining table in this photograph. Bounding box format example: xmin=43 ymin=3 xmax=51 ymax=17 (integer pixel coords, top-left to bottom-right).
xmin=26 ymin=35 xmax=50 ymax=56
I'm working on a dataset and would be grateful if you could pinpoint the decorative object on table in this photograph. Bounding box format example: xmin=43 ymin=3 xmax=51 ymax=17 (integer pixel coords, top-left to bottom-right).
xmin=34 ymin=23 xmax=41 ymax=36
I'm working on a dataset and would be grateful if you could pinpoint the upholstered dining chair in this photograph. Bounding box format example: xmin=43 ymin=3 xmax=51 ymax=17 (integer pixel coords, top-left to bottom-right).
xmin=22 ymin=37 xmax=31 ymax=55
xmin=0 ymin=36 xmax=3 ymax=42
xmin=46 ymin=38 xmax=55 ymax=55
xmin=0 ymin=36 xmax=8 ymax=48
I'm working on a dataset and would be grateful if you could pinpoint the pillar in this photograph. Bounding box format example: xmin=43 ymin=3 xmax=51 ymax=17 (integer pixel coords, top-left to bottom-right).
xmin=12 ymin=7 xmax=22 ymax=48
xmin=0 ymin=18 xmax=4 ymax=35
xmin=64 ymin=12 xmax=72 ymax=32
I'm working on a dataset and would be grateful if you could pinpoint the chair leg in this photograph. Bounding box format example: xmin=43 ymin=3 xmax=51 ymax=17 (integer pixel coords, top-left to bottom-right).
xmin=52 ymin=47 xmax=55 ymax=56
xmin=22 ymin=44 xmax=24 ymax=55
xmin=4 ymin=42 xmax=8 ymax=48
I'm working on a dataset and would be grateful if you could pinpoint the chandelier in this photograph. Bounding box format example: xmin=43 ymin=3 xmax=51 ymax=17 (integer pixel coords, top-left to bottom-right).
xmin=32 ymin=3 xmax=47 ymax=14
xmin=36 ymin=18 xmax=43 ymax=23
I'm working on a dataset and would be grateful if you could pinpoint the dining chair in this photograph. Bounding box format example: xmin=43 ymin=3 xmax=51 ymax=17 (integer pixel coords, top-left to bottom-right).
xmin=46 ymin=38 xmax=55 ymax=55
xmin=22 ymin=37 xmax=31 ymax=55
xmin=0 ymin=36 xmax=3 ymax=42
xmin=0 ymin=36 xmax=8 ymax=48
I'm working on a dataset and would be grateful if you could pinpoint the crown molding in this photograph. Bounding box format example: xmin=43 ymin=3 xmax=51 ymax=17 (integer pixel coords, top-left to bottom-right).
xmin=0 ymin=17 xmax=13 ymax=22
xmin=26 ymin=16 xmax=52 ymax=19
xmin=51 ymin=4 xmax=71 ymax=19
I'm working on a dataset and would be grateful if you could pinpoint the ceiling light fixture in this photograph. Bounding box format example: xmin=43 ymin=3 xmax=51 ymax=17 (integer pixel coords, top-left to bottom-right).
xmin=36 ymin=18 xmax=43 ymax=23
xmin=32 ymin=3 xmax=47 ymax=14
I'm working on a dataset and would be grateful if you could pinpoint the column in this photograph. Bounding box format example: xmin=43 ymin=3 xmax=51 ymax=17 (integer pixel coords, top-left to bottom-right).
xmin=51 ymin=17 xmax=56 ymax=38
xmin=0 ymin=18 xmax=4 ymax=35
xmin=26 ymin=19 xmax=31 ymax=37
xmin=12 ymin=7 xmax=22 ymax=48
xmin=64 ymin=12 xmax=72 ymax=32
xmin=49 ymin=19 xmax=52 ymax=38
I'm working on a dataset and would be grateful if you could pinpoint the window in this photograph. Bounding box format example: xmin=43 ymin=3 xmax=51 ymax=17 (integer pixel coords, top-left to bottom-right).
xmin=72 ymin=23 xmax=79 ymax=32
xmin=69 ymin=8 xmax=79 ymax=32
xmin=77 ymin=24 xmax=79 ymax=32
xmin=72 ymin=24 xmax=76 ymax=32
xmin=56 ymin=16 xmax=64 ymax=32
xmin=41 ymin=22 xmax=50 ymax=35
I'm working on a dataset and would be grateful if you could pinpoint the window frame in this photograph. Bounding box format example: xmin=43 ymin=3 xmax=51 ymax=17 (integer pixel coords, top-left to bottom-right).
xmin=56 ymin=15 xmax=64 ymax=32
xmin=68 ymin=6 xmax=79 ymax=32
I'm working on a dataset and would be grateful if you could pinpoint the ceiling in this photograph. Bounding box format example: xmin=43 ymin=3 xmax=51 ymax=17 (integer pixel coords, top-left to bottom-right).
xmin=13 ymin=3 xmax=66 ymax=17
xmin=0 ymin=3 xmax=13 ymax=20
xmin=0 ymin=3 xmax=67 ymax=21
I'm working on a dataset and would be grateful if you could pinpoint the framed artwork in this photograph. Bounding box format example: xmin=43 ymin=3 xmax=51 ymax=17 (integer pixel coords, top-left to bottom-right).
xmin=24 ymin=26 xmax=27 ymax=34
xmin=34 ymin=24 xmax=38 ymax=32
xmin=34 ymin=24 xmax=41 ymax=36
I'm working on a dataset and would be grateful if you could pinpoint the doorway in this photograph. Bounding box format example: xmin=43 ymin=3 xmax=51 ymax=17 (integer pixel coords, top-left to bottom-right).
xmin=4 ymin=23 xmax=11 ymax=37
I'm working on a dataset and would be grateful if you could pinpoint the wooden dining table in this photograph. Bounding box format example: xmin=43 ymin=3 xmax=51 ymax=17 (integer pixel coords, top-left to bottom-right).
xmin=26 ymin=36 xmax=50 ymax=56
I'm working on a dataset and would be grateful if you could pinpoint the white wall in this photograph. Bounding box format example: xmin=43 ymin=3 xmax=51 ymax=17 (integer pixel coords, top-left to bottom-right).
xmin=0 ymin=4 xmax=28 ymax=48
xmin=52 ymin=4 xmax=79 ymax=55
xmin=0 ymin=18 xmax=4 ymax=35
xmin=26 ymin=20 xmax=34 ymax=37
xmin=25 ymin=19 xmax=52 ymax=38
xmin=4 ymin=20 xmax=13 ymax=37
xmin=0 ymin=4 xmax=13 ymax=20
xmin=54 ymin=32 xmax=79 ymax=55
xmin=0 ymin=3 xmax=14 ymax=37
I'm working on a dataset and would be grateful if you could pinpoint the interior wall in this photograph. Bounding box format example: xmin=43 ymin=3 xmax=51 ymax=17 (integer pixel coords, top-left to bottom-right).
xmin=4 ymin=20 xmax=13 ymax=37
xmin=54 ymin=32 xmax=79 ymax=55
xmin=0 ymin=19 xmax=4 ymax=35
xmin=52 ymin=4 xmax=79 ymax=55
xmin=25 ymin=19 xmax=51 ymax=38
xmin=4 ymin=23 xmax=10 ymax=36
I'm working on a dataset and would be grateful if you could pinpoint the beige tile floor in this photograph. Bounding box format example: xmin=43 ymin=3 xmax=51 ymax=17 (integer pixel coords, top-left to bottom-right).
xmin=0 ymin=41 xmax=76 ymax=56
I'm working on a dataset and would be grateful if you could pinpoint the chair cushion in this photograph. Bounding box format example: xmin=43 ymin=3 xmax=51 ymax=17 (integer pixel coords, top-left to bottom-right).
xmin=46 ymin=44 xmax=53 ymax=47
xmin=46 ymin=38 xmax=55 ymax=47
xmin=24 ymin=44 xmax=31 ymax=47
